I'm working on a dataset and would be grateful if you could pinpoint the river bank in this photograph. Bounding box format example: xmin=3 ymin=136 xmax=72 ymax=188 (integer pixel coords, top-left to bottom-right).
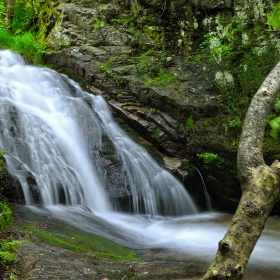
xmin=6 ymin=206 xmax=206 ymax=280
xmin=2 ymin=206 xmax=279 ymax=280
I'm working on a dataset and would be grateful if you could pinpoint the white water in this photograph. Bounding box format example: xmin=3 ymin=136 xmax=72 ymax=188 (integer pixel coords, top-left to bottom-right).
xmin=0 ymin=50 xmax=279 ymax=277
xmin=195 ymin=167 xmax=212 ymax=211
xmin=0 ymin=49 xmax=196 ymax=216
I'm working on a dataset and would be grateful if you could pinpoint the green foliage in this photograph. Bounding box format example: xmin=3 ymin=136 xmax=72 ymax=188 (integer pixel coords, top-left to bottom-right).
xmin=237 ymin=48 xmax=276 ymax=101
xmin=145 ymin=69 xmax=178 ymax=86
xmin=151 ymin=127 xmax=161 ymax=138
xmin=148 ymin=107 xmax=156 ymax=112
xmin=0 ymin=0 xmax=45 ymax=64
xmin=0 ymin=202 xmax=14 ymax=232
xmin=22 ymin=224 xmax=140 ymax=261
xmin=190 ymin=13 xmax=279 ymax=111
xmin=0 ymin=202 xmax=25 ymax=267
xmin=228 ymin=118 xmax=241 ymax=128
xmin=107 ymin=72 xmax=125 ymax=86
xmin=0 ymin=239 xmax=26 ymax=265
xmin=186 ymin=115 xmax=195 ymax=131
xmin=112 ymin=16 xmax=135 ymax=29
xmin=268 ymin=3 xmax=280 ymax=30
xmin=274 ymin=98 xmax=280 ymax=111
xmin=0 ymin=249 xmax=18 ymax=265
xmin=269 ymin=116 xmax=280 ymax=139
xmin=12 ymin=0 xmax=40 ymax=33
xmin=92 ymin=19 xmax=105 ymax=29
xmin=0 ymin=149 xmax=8 ymax=174
xmin=197 ymin=152 xmax=224 ymax=169
xmin=99 ymin=60 xmax=126 ymax=86
xmin=59 ymin=39 xmax=70 ymax=48
xmin=0 ymin=30 xmax=45 ymax=64
xmin=134 ymin=48 xmax=178 ymax=86
xmin=0 ymin=0 xmax=41 ymax=33
xmin=112 ymin=5 xmax=142 ymax=30
xmin=198 ymin=152 xmax=218 ymax=164
xmin=0 ymin=1 xmax=4 ymax=20
xmin=99 ymin=59 xmax=114 ymax=71
xmin=1 ymin=239 xmax=24 ymax=261
xmin=123 ymin=101 xmax=133 ymax=105
xmin=269 ymin=98 xmax=280 ymax=139
xmin=136 ymin=48 xmax=165 ymax=76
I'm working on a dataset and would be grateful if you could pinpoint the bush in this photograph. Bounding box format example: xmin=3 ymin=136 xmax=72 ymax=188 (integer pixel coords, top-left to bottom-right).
xmin=0 ymin=30 xmax=45 ymax=64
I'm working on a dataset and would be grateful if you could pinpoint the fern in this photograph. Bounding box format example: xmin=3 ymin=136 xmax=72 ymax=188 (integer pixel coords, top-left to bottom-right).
xmin=0 ymin=202 xmax=25 ymax=270
xmin=1 ymin=240 xmax=22 ymax=252
xmin=0 ymin=251 xmax=18 ymax=264
xmin=0 ymin=240 xmax=26 ymax=264
xmin=0 ymin=202 xmax=14 ymax=231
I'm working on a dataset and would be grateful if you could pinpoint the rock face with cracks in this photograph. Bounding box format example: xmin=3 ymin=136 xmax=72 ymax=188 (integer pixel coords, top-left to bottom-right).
xmin=35 ymin=0 xmax=280 ymax=213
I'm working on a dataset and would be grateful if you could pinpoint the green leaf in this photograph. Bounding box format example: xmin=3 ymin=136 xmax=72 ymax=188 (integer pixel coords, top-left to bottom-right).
xmin=269 ymin=3 xmax=280 ymax=30
xmin=269 ymin=116 xmax=280 ymax=139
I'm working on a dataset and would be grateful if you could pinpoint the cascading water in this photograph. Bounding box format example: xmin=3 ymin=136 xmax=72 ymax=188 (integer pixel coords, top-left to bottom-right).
xmin=195 ymin=168 xmax=212 ymax=211
xmin=1 ymin=50 xmax=280 ymax=278
xmin=93 ymin=97 xmax=197 ymax=215
xmin=0 ymin=49 xmax=196 ymax=216
xmin=0 ymin=50 xmax=110 ymax=212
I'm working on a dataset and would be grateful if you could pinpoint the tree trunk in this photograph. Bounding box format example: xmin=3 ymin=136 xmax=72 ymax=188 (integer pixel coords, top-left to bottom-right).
xmin=202 ymin=62 xmax=280 ymax=280
xmin=4 ymin=0 xmax=15 ymax=30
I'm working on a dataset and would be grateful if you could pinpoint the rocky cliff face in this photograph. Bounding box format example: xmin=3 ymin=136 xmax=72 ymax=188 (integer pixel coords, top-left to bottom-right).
xmin=36 ymin=0 xmax=280 ymax=212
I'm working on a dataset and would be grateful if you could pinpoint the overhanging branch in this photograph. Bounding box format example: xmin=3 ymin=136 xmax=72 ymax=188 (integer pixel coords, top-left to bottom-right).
xmin=238 ymin=61 xmax=280 ymax=183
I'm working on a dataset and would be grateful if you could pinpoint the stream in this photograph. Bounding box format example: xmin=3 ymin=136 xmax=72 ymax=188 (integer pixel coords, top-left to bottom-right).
xmin=0 ymin=49 xmax=280 ymax=279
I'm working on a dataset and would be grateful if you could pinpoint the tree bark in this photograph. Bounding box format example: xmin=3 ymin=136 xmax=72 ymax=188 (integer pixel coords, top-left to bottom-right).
xmin=4 ymin=0 xmax=15 ymax=30
xmin=202 ymin=62 xmax=280 ymax=280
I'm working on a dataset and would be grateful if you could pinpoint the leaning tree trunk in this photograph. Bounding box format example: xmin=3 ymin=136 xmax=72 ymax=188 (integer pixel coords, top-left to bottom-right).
xmin=4 ymin=0 xmax=15 ymax=30
xmin=202 ymin=63 xmax=280 ymax=280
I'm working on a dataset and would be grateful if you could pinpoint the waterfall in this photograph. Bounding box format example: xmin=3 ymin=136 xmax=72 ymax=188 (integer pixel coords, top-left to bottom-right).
xmin=1 ymin=51 xmax=280 ymax=276
xmin=0 ymin=49 xmax=197 ymax=216
xmin=93 ymin=97 xmax=197 ymax=215
xmin=195 ymin=168 xmax=212 ymax=211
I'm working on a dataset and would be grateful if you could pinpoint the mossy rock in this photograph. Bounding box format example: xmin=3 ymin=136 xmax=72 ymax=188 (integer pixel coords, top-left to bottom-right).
xmin=16 ymin=207 xmax=140 ymax=261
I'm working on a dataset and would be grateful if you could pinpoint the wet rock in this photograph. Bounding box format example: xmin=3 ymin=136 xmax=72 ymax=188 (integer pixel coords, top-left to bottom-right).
xmin=163 ymin=157 xmax=182 ymax=171
xmin=26 ymin=173 xmax=42 ymax=205
xmin=38 ymin=0 xmax=278 ymax=213
xmin=12 ymin=207 xmax=207 ymax=280
xmin=205 ymin=174 xmax=241 ymax=212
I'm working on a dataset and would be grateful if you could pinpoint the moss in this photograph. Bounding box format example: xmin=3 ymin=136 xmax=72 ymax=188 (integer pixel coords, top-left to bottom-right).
xmin=21 ymin=224 xmax=141 ymax=261
xmin=115 ymin=118 xmax=141 ymax=143
xmin=36 ymin=0 xmax=62 ymax=48
xmin=100 ymin=136 xmax=121 ymax=165
xmin=0 ymin=153 xmax=17 ymax=202
xmin=142 ymin=26 xmax=165 ymax=47
xmin=141 ymin=143 xmax=164 ymax=165
xmin=0 ymin=154 xmax=7 ymax=199
xmin=263 ymin=136 xmax=280 ymax=163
